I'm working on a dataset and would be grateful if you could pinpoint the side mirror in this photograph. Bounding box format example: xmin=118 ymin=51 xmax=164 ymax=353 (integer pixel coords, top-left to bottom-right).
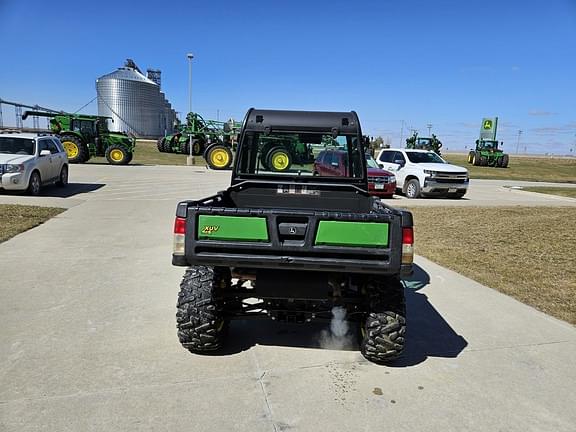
xmin=377 ymin=162 xmax=385 ymax=169
xmin=40 ymin=150 xmax=51 ymax=157
xmin=394 ymin=159 xmax=405 ymax=167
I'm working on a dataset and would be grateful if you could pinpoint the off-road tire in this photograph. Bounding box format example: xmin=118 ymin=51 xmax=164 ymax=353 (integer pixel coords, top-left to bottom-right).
xmin=176 ymin=266 xmax=231 ymax=352
xmin=56 ymin=165 xmax=68 ymax=187
xmin=205 ymin=144 xmax=234 ymax=170
xmin=27 ymin=170 xmax=41 ymax=196
xmin=179 ymin=139 xmax=190 ymax=155
xmin=501 ymin=154 xmax=509 ymax=168
xmin=105 ymin=145 xmax=130 ymax=165
xmin=157 ymin=137 xmax=165 ymax=152
xmin=467 ymin=151 xmax=475 ymax=164
xmin=479 ymin=155 xmax=488 ymax=166
xmin=472 ymin=151 xmax=481 ymax=166
xmin=163 ymin=137 xmax=174 ymax=153
xmin=191 ymin=140 xmax=203 ymax=156
xmin=360 ymin=276 xmax=406 ymax=364
xmin=267 ymin=147 xmax=292 ymax=172
xmin=405 ymin=179 xmax=421 ymax=199
xmin=125 ymin=152 xmax=134 ymax=164
xmin=60 ymin=135 xmax=89 ymax=164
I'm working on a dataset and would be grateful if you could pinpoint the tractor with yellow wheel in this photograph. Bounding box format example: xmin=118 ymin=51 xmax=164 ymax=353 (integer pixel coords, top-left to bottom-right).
xmin=157 ymin=112 xmax=241 ymax=170
xmin=22 ymin=111 xmax=135 ymax=165
xmin=256 ymin=135 xmax=314 ymax=172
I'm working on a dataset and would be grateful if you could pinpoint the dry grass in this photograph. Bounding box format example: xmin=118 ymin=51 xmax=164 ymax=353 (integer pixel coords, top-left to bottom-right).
xmin=443 ymin=154 xmax=576 ymax=183
xmin=522 ymin=187 xmax=576 ymax=199
xmin=0 ymin=205 xmax=64 ymax=243
xmin=406 ymin=206 xmax=576 ymax=324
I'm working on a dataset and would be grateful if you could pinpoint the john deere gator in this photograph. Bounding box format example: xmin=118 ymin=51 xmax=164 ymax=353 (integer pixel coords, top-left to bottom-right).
xmin=171 ymin=108 xmax=414 ymax=364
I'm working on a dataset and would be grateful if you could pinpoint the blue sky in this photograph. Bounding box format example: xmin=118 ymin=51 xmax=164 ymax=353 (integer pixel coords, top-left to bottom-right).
xmin=1 ymin=0 xmax=575 ymax=154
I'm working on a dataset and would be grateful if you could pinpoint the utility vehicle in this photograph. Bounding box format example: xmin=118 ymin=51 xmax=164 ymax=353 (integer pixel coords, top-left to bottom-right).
xmin=172 ymin=109 xmax=414 ymax=363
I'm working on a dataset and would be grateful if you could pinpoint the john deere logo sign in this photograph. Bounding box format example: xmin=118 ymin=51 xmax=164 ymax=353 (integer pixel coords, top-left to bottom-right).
xmin=480 ymin=117 xmax=498 ymax=140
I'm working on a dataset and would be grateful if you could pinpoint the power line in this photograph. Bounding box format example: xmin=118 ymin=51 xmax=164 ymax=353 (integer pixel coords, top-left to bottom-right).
xmin=73 ymin=96 xmax=97 ymax=114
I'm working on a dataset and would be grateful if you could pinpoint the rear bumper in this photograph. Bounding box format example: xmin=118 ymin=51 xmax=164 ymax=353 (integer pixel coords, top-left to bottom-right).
xmin=173 ymin=252 xmax=413 ymax=277
xmin=368 ymin=182 xmax=396 ymax=197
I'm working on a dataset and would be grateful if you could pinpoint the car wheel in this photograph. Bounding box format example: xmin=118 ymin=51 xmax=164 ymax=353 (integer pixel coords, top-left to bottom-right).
xmin=56 ymin=165 xmax=68 ymax=187
xmin=27 ymin=171 xmax=41 ymax=196
xmin=405 ymin=179 xmax=421 ymax=199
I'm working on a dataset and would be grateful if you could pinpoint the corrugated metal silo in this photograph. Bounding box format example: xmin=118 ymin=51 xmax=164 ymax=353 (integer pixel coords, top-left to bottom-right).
xmin=96 ymin=60 xmax=177 ymax=138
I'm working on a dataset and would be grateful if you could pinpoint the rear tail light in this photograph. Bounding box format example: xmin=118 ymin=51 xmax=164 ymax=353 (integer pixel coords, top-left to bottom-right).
xmin=173 ymin=217 xmax=186 ymax=255
xmin=401 ymin=227 xmax=414 ymax=265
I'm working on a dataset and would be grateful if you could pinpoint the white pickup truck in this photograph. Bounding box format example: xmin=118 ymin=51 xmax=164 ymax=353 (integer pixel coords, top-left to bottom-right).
xmin=375 ymin=148 xmax=469 ymax=199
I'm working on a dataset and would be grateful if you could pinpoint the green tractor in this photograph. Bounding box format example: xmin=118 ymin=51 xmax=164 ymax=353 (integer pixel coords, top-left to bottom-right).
xmin=22 ymin=111 xmax=136 ymax=164
xmin=406 ymin=132 xmax=443 ymax=155
xmin=257 ymin=134 xmax=315 ymax=171
xmin=467 ymin=117 xmax=509 ymax=167
xmin=157 ymin=112 xmax=242 ymax=170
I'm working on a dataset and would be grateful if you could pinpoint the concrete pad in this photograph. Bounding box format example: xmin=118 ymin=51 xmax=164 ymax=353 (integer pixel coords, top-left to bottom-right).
xmin=1 ymin=164 xmax=575 ymax=431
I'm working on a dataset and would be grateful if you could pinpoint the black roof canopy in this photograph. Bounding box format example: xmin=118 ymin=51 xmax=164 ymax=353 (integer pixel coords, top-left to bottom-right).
xmin=242 ymin=109 xmax=361 ymax=135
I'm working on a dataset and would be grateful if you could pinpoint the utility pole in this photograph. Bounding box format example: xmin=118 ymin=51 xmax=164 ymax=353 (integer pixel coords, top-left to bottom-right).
xmin=399 ymin=120 xmax=405 ymax=146
xmin=515 ymin=130 xmax=522 ymax=154
xmin=187 ymin=53 xmax=194 ymax=166
xmin=427 ymin=123 xmax=432 ymax=135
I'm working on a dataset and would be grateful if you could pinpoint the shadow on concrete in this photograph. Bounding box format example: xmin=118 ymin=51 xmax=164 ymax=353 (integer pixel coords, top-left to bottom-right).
xmin=43 ymin=183 xmax=105 ymax=198
xmin=0 ymin=183 xmax=105 ymax=198
xmin=200 ymin=263 xmax=468 ymax=366
xmin=390 ymin=263 xmax=468 ymax=367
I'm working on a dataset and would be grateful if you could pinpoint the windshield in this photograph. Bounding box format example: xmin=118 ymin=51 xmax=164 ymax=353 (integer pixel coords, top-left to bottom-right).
xmin=405 ymin=151 xmax=445 ymax=164
xmin=481 ymin=140 xmax=498 ymax=149
xmin=236 ymin=131 xmax=364 ymax=178
xmin=365 ymin=154 xmax=380 ymax=169
xmin=0 ymin=137 xmax=35 ymax=155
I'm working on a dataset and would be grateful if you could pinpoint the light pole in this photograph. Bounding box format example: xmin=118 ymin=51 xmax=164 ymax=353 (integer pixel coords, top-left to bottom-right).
xmin=427 ymin=123 xmax=432 ymax=136
xmin=187 ymin=53 xmax=194 ymax=113
xmin=186 ymin=53 xmax=194 ymax=165
xmin=515 ymin=130 xmax=522 ymax=154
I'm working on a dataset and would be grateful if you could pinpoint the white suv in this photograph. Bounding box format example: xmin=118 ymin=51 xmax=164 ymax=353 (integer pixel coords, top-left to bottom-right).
xmin=375 ymin=148 xmax=469 ymax=199
xmin=0 ymin=132 xmax=69 ymax=195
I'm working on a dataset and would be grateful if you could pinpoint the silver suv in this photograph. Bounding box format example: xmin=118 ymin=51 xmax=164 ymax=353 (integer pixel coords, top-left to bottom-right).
xmin=0 ymin=132 xmax=69 ymax=195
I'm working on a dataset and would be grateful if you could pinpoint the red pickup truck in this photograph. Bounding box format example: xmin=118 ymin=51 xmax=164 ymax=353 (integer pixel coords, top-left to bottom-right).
xmin=314 ymin=149 xmax=396 ymax=198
